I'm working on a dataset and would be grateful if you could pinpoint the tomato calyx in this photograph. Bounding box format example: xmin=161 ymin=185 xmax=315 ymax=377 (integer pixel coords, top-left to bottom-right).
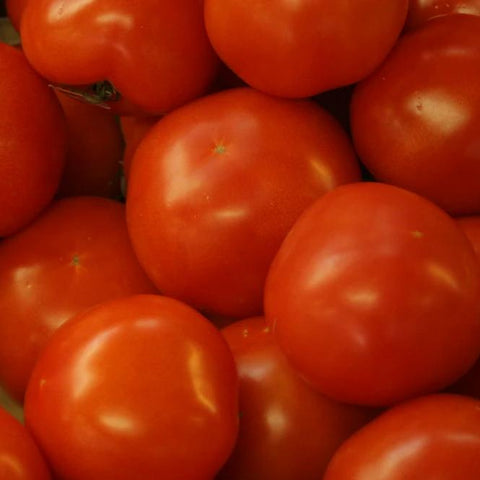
xmin=50 ymin=81 xmax=120 ymax=109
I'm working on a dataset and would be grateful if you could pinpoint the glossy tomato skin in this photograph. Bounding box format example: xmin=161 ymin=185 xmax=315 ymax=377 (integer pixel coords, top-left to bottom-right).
xmin=20 ymin=0 xmax=219 ymax=115
xmin=265 ymin=182 xmax=480 ymax=406
xmin=324 ymin=394 xmax=480 ymax=479
xmin=0 ymin=196 xmax=157 ymax=402
xmin=0 ymin=43 xmax=67 ymax=237
xmin=219 ymin=317 xmax=376 ymax=480
xmin=55 ymin=91 xmax=124 ymax=199
xmin=406 ymin=0 xmax=480 ymax=30
xmin=126 ymin=87 xmax=361 ymax=318
xmin=0 ymin=407 xmax=52 ymax=480
xmin=204 ymin=0 xmax=408 ymax=98
xmin=351 ymin=15 xmax=480 ymax=215
xmin=24 ymin=295 xmax=239 ymax=480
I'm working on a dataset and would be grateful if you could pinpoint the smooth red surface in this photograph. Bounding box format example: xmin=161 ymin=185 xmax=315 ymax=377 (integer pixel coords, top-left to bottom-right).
xmin=0 ymin=43 xmax=67 ymax=237
xmin=324 ymin=394 xmax=480 ymax=479
xmin=219 ymin=317 xmax=375 ymax=480
xmin=126 ymin=87 xmax=361 ymax=318
xmin=351 ymin=15 xmax=480 ymax=215
xmin=0 ymin=408 xmax=51 ymax=480
xmin=265 ymin=182 xmax=480 ymax=406
xmin=0 ymin=196 xmax=157 ymax=401
xmin=24 ymin=295 xmax=239 ymax=480
xmin=55 ymin=91 xmax=124 ymax=198
xmin=20 ymin=0 xmax=219 ymax=115
xmin=204 ymin=0 xmax=408 ymax=98
xmin=406 ymin=0 xmax=480 ymax=30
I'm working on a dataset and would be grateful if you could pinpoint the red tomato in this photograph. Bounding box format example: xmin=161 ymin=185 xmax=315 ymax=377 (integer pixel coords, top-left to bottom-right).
xmin=126 ymin=87 xmax=361 ymax=318
xmin=0 ymin=407 xmax=51 ymax=480
xmin=20 ymin=0 xmax=219 ymax=115
xmin=0 ymin=196 xmax=157 ymax=402
xmin=219 ymin=317 xmax=376 ymax=480
xmin=24 ymin=295 xmax=239 ymax=480
xmin=265 ymin=182 xmax=480 ymax=406
xmin=351 ymin=15 xmax=480 ymax=215
xmin=324 ymin=394 xmax=480 ymax=479
xmin=0 ymin=43 xmax=67 ymax=237
xmin=406 ymin=0 xmax=480 ymax=30
xmin=204 ymin=0 xmax=408 ymax=98
xmin=55 ymin=91 xmax=124 ymax=199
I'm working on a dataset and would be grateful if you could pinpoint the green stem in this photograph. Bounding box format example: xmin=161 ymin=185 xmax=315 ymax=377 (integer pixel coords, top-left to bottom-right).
xmin=50 ymin=80 xmax=120 ymax=109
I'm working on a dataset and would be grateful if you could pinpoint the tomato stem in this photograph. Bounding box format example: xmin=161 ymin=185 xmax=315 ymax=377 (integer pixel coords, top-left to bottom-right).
xmin=50 ymin=81 xmax=120 ymax=109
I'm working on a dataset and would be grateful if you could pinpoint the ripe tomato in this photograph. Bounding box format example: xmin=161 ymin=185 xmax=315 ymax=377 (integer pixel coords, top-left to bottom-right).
xmin=126 ymin=87 xmax=361 ymax=318
xmin=351 ymin=15 xmax=480 ymax=215
xmin=324 ymin=394 xmax=480 ymax=479
xmin=0 ymin=196 xmax=157 ymax=402
xmin=204 ymin=0 xmax=408 ymax=98
xmin=406 ymin=0 xmax=480 ymax=30
xmin=20 ymin=0 xmax=219 ymax=115
xmin=55 ymin=91 xmax=124 ymax=199
xmin=0 ymin=43 xmax=67 ymax=237
xmin=219 ymin=317 xmax=376 ymax=480
xmin=0 ymin=407 xmax=51 ymax=480
xmin=265 ymin=182 xmax=480 ymax=406
xmin=24 ymin=295 xmax=239 ymax=480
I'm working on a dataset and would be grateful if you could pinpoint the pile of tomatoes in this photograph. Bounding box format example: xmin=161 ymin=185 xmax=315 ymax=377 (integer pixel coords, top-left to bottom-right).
xmin=1 ymin=0 xmax=480 ymax=479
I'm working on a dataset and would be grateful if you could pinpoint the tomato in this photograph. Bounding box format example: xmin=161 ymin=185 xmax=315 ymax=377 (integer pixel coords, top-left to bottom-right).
xmin=0 ymin=196 xmax=157 ymax=402
xmin=265 ymin=182 xmax=480 ymax=406
xmin=405 ymin=0 xmax=480 ymax=30
xmin=0 ymin=407 xmax=51 ymax=480
xmin=0 ymin=43 xmax=67 ymax=237
xmin=24 ymin=295 xmax=239 ymax=480
xmin=219 ymin=316 xmax=376 ymax=480
xmin=126 ymin=87 xmax=361 ymax=319
xmin=324 ymin=394 xmax=480 ymax=479
xmin=55 ymin=91 xmax=124 ymax=199
xmin=351 ymin=15 xmax=480 ymax=216
xmin=204 ymin=0 xmax=408 ymax=98
xmin=20 ymin=0 xmax=219 ymax=115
